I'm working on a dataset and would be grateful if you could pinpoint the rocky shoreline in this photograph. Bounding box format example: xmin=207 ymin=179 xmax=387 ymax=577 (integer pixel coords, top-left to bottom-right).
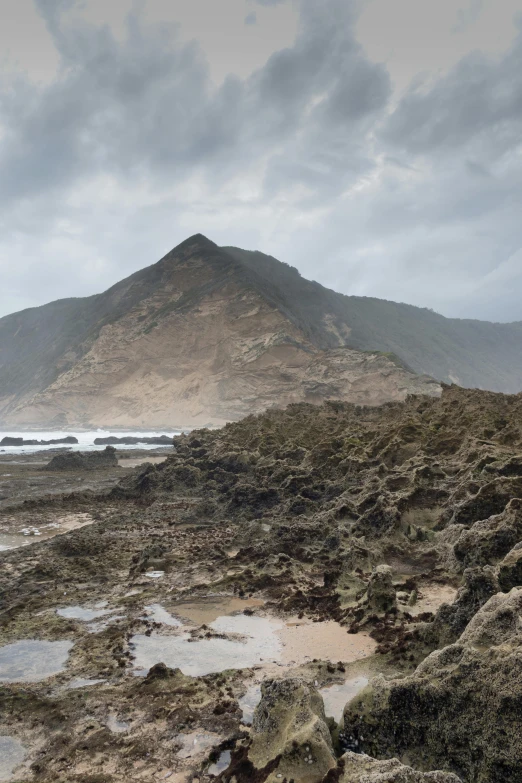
xmin=1 ymin=385 xmax=522 ymax=781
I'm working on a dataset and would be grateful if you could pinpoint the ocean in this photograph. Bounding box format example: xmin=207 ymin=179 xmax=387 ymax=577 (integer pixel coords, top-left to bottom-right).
xmin=0 ymin=430 xmax=180 ymax=455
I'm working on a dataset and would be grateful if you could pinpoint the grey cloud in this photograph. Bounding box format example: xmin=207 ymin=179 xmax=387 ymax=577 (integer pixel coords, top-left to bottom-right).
xmin=245 ymin=12 xmax=257 ymax=24
xmin=0 ymin=0 xmax=387 ymax=210
xmin=0 ymin=0 xmax=521 ymax=324
xmin=382 ymin=24 xmax=522 ymax=157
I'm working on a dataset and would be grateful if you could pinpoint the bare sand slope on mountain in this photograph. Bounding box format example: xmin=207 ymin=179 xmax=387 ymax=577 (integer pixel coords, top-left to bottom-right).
xmin=2 ymin=244 xmax=439 ymax=428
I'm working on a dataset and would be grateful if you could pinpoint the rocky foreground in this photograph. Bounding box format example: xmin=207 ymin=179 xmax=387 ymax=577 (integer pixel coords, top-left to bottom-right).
xmin=1 ymin=385 xmax=522 ymax=781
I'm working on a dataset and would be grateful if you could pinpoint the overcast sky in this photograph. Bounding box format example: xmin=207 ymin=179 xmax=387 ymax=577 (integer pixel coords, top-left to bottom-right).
xmin=0 ymin=0 xmax=521 ymax=321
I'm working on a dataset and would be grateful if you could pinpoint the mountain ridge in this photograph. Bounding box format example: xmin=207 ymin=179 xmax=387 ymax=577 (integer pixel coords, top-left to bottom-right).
xmin=0 ymin=233 xmax=520 ymax=428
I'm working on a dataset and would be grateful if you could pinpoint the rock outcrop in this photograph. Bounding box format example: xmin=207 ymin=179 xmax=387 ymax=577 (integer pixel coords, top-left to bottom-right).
xmin=228 ymin=678 xmax=337 ymax=783
xmin=364 ymin=565 xmax=397 ymax=614
xmin=326 ymin=753 xmax=462 ymax=782
xmin=43 ymin=446 xmax=118 ymax=471
xmin=343 ymin=588 xmax=522 ymax=782
xmin=0 ymin=436 xmax=78 ymax=446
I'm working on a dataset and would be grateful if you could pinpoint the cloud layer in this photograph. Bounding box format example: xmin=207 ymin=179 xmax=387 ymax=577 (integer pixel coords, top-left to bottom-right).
xmin=0 ymin=0 xmax=521 ymax=321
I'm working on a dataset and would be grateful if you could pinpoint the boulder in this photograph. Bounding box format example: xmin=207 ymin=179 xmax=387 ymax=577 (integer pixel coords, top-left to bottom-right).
xmin=43 ymin=446 xmax=118 ymax=471
xmin=365 ymin=565 xmax=397 ymax=614
xmin=423 ymin=565 xmax=500 ymax=647
xmin=246 ymin=678 xmax=337 ymax=783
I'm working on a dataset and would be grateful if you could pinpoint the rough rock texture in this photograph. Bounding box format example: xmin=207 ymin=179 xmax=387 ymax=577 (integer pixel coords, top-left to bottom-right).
xmin=364 ymin=565 xmax=397 ymax=614
xmin=424 ymin=565 xmax=500 ymax=648
xmin=43 ymin=445 xmax=118 ymax=471
xmin=452 ymin=497 xmax=522 ymax=567
xmin=2 ymin=385 xmax=522 ymax=781
xmin=325 ymin=753 xmax=462 ymax=782
xmin=498 ymin=542 xmax=522 ymax=591
xmin=343 ymin=588 xmax=522 ymax=782
xmin=245 ymin=678 xmax=336 ymax=783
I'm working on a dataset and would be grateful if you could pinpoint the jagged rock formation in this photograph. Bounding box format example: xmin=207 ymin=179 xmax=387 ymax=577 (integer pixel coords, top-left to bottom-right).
xmin=2 ymin=233 xmax=521 ymax=428
xmin=2 ymin=385 xmax=522 ymax=780
xmin=343 ymin=588 xmax=522 ymax=782
xmin=247 ymin=678 xmax=337 ymax=783
xmin=326 ymin=753 xmax=462 ymax=782
xmin=43 ymin=445 xmax=118 ymax=471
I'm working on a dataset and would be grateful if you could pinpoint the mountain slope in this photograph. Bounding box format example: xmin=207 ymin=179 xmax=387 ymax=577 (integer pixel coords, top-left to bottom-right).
xmin=1 ymin=233 xmax=521 ymax=427
xmin=224 ymin=246 xmax=522 ymax=391
xmin=0 ymin=235 xmax=441 ymax=428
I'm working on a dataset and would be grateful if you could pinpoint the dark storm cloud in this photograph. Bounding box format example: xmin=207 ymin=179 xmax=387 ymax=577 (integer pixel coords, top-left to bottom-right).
xmin=0 ymin=0 xmax=521 ymax=323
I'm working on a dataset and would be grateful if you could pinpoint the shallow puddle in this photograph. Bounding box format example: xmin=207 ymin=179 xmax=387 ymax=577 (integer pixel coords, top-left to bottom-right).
xmin=238 ymin=684 xmax=262 ymax=725
xmin=67 ymin=678 xmax=107 ymax=689
xmin=132 ymin=610 xmax=377 ymax=678
xmin=0 ymin=514 xmax=94 ymax=551
xmin=0 ymin=534 xmax=32 ymax=551
xmin=172 ymin=596 xmax=265 ymax=625
xmin=320 ymin=677 xmax=369 ymax=723
xmin=407 ymin=584 xmax=458 ymax=617
xmin=131 ymin=614 xmax=282 ymax=677
xmin=144 ymin=604 xmax=183 ymax=627
xmin=145 ymin=571 xmax=165 ymax=579
xmin=208 ymin=750 xmax=231 ymax=776
xmin=0 ymin=736 xmax=26 ymax=782
xmin=57 ymin=606 xmax=114 ymax=622
xmin=278 ymin=620 xmax=376 ymax=665
xmin=0 ymin=640 xmax=73 ymax=683
xmin=107 ymin=715 xmax=130 ymax=734
xmin=176 ymin=731 xmax=222 ymax=759
xmin=120 ymin=456 xmax=168 ymax=468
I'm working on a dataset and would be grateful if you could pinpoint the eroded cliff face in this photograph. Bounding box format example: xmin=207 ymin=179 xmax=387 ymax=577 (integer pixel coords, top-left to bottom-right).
xmin=1 ymin=237 xmax=439 ymax=428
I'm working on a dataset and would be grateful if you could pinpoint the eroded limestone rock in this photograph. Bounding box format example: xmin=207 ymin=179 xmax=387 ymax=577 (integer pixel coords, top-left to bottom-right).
xmin=498 ymin=542 xmax=522 ymax=591
xmin=324 ymin=752 xmax=462 ymax=782
xmin=248 ymin=678 xmax=337 ymax=783
xmin=342 ymin=588 xmax=522 ymax=782
xmin=453 ymin=498 xmax=522 ymax=568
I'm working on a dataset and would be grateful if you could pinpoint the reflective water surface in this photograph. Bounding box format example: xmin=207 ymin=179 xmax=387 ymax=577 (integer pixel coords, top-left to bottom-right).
xmin=208 ymin=750 xmax=231 ymax=776
xmin=0 ymin=736 xmax=26 ymax=782
xmin=238 ymin=684 xmax=262 ymax=725
xmin=57 ymin=606 xmax=114 ymax=621
xmin=131 ymin=614 xmax=282 ymax=677
xmin=320 ymin=676 xmax=369 ymax=723
xmin=0 ymin=640 xmax=73 ymax=683
xmin=176 ymin=731 xmax=222 ymax=759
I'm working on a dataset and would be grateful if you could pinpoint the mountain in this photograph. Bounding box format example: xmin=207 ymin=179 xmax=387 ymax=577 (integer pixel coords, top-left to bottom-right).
xmin=0 ymin=233 xmax=519 ymax=428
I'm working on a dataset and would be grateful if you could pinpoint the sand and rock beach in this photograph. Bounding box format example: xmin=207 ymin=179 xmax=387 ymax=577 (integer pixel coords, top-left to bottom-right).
xmin=1 ymin=385 xmax=522 ymax=781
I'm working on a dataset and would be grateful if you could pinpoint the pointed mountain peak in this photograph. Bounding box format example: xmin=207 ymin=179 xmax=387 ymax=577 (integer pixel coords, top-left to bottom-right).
xmin=171 ymin=233 xmax=219 ymax=254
